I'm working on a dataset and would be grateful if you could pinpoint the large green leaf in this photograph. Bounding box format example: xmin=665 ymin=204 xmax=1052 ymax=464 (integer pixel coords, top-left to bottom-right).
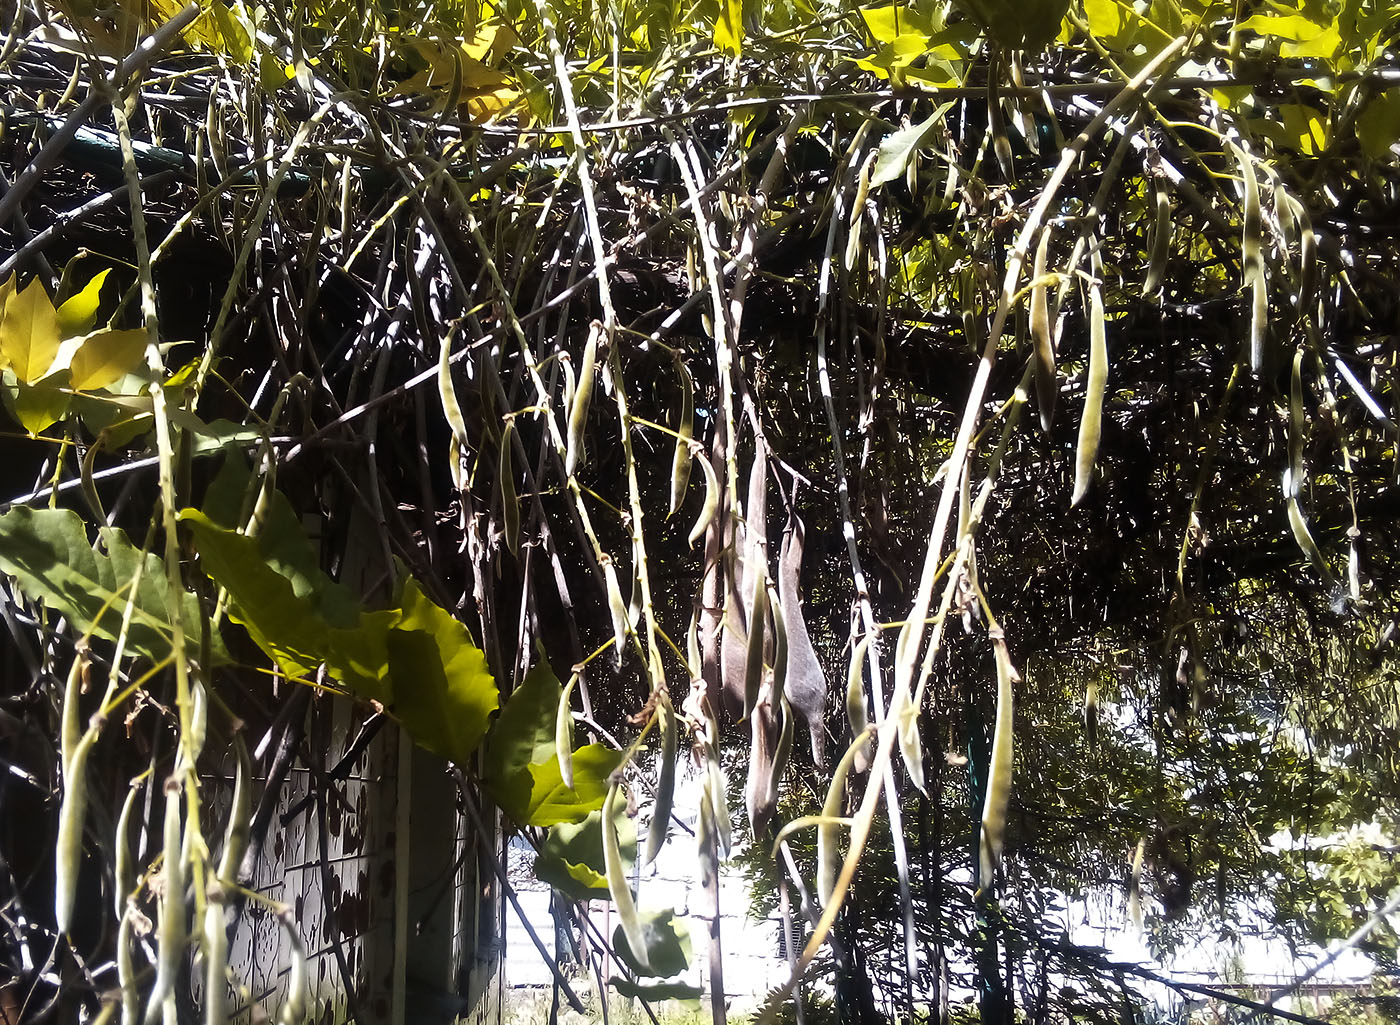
xmin=483 ymin=661 xmax=563 ymax=781
xmin=535 ymin=805 xmax=635 ymax=899
xmin=490 ymin=744 xmax=625 ymax=827
xmin=179 ymin=509 xmax=393 ymax=701
xmin=609 ymin=978 xmax=702 ymax=1003
xmin=611 ymin=908 xmax=693 ymax=978
xmin=387 ymin=577 xmax=498 ymax=764
xmin=951 ymin=0 xmax=1070 ymax=49
xmin=0 ymin=507 xmax=221 ymax=664
xmin=2 ymin=368 xmax=71 ymax=436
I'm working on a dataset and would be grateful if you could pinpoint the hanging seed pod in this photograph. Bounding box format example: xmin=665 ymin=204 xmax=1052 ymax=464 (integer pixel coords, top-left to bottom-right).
xmin=979 ymin=630 xmax=1020 ymax=893
xmin=743 ymin=563 xmax=769 ymax=720
xmin=438 ymin=328 xmax=470 ymax=473
xmin=55 ymin=729 xmax=98 ymax=934
xmin=768 ymin=697 xmax=795 ymax=806
xmin=566 ymin=321 xmax=602 ymax=477
xmin=499 ymin=419 xmax=519 ymax=558
xmin=845 ymin=151 xmax=875 ymax=271
xmin=276 ymin=908 xmax=308 ymax=1025
xmin=1128 ymin=837 xmax=1147 ymax=932
xmin=147 ymin=782 xmax=187 ymax=1025
xmin=645 ymin=694 xmax=677 ymax=866
xmin=703 ymin=703 xmax=731 ymax=857
xmin=669 ymin=358 xmax=694 ymax=517
xmin=1084 ymin=679 xmax=1100 ymax=753
xmin=116 ymin=781 xmax=142 ymax=1025
xmin=557 ymin=674 xmax=578 ymax=790
xmin=698 ymin=773 xmax=719 ymax=890
xmin=898 ymin=704 xmax=926 ymax=795
xmin=688 ymin=444 xmax=720 ymax=548
xmin=745 ymin=703 xmax=777 ymax=836
xmin=1233 ymin=143 xmax=1268 ymax=373
xmin=604 ymin=781 xmax=651 ymax=972
xmin=686 ymin=606 xmax=702 ymax=681
xmin=767 ymin=582 xmax=788 ymax=711
xmin=602 ymin=554 xmax=631 ymax=664
xmin=1030 ymin=227 xmax=1057 ymax=432
xmin=818 ymin=730 xmax=871 ymax=909
xmin=1073 ymin=246 xmax=1108 ymax=507
xmin=846 ymin=633 xmax=874 ymax=773
xmin=1143 ymin=174 xmax=1171 ymax=298
xmin=560 ymin=351 xmax=576 ymax=420
xmin=1286 ymin=350 xmax=1333 ymax=582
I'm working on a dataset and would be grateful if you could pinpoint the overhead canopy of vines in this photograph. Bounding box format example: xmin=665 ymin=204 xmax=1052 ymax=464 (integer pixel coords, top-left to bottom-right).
xmin=1 ymin=0 xmax=1399 ymax=1021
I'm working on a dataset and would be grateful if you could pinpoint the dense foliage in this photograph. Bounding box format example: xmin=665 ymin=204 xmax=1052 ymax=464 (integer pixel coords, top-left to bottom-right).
xmin=1 ymin=0 xmax=1399 ymax=1022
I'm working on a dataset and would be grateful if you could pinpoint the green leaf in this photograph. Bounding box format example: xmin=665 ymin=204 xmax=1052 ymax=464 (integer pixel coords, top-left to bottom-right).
xmin=609 ymin=978 xmax=702 ymax=1003
xmin=2 ymin=368 xmax=71 ymax=436
xmin=611 ymin=908 xmax=693 ymax=978
xmin=951 ymin=0 xmax=1070 ymax=49
xmin=1356 ymin=92 xmax=1400 ymax=161
xmin=870 ymin=107 xmax=952 ymax=189
xmin=179 ymin=509 xmax=394 ymax=701
xmin=535 ymin=805 xmax=636 ymax=899
xmin=483 ymin=661 xmax=564 ymax=783
xmin=0 ymin=507 xmax=221 ymax=664
xmin=1 ymin=278 xmax=61 ymax=383
xmin=55 ymin=269 xmax=111 ymax=339
xmin=491 ymin=744 xmax=625 ymax=827
xmin=387 ymin=577 xmax=498 ymax=764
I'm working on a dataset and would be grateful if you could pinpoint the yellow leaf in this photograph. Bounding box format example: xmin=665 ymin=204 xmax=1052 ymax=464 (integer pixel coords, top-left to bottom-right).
xmin=714 ymin=0 xmax=743 ymax=56
xmin=1277 ymin=103 xmax=1328 ymax=155
xmin=1 ymin=279 xmax=62 ymax=384
xmin=55 ymin=268 xmax=111 ymax=339
xmin=69 ymin=329 xmax=150 ymax=392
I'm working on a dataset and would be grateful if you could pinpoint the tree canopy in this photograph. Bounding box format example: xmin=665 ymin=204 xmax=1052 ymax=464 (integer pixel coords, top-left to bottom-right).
xmin=1 ymin=0 xmax=1399 ymax=1022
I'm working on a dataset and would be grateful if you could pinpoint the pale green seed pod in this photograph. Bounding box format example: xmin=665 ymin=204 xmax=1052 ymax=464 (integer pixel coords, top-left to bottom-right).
xmin=566 ymin=321 xmax=602 ymax=476
xmin=644 ymin=694 xmax=677 ymax=866
xmin=979 ymin=631 xmax=1019 ymax=893
xmin=557 ymin=674 xmax=577 ymax=790
xmin=604 ymin=781 xmax=650 ymax=972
